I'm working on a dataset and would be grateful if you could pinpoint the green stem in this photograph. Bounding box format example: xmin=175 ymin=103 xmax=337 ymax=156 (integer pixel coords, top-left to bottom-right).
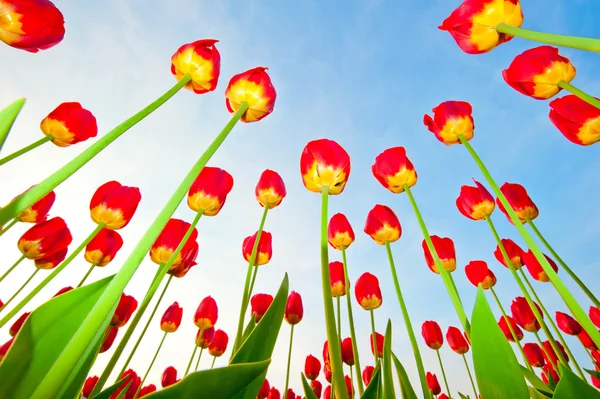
xmin=584 ymin=344 xmax=600 ymax=369
xmin=384 ymin=241 xmax=429 ymax=399
xmin=320 ymin=187 xmax=348 ymax=399
xmin=0 ymin=135 xmax=53 ymax=167
xmin=370 ymin=309 xmax=378 ymax=364
xmin=462 ymin=354 xmax=478 ymax=399
xmin=0 ymin=98 xmax=26 ymax=154
xmin=195 ymin=348 xmax=204 ymax=372
xmin=211 ymin=356 xmax=216 ymax=370
xmin=0 ymin=224 xmax=103 ymax=322
xmin=135 ymin=331 xmax=168 ymax=399
xmin=0 ymin=218 xmax=18 ymax=238
xmin=436 ymin=350 xmax=451 ymax=399
xmin=340 ymin=246 xmax=364 ymax=395
xmin=184 ymin=345 xmax=198 ymax=377
xmin=232 ymin=203 xmax=270 ymax=354
xmin=3 ymin=268 xmax=39 ymax=309
xmin=0 ymin=76 xmax=192 ymax=227
xmin=534 ymin=332 xmax=557 ymax=370
xmin=496 ymin=23 xmax=600 ymax=53
xmin=336 ymin=295 xmax=341 ymax=339
xmin=403 ymin=185 xmax=470 ymax=334
xmin=528 ymin=219 xmax=600 ymax=309
xmin=0 ymin=254 xmax=25 ymax=284
xmin=557 ymin=80 xmax=600 ymax=110
xmin=283 ymin=325 xmax=295 ymax=398
xmin=77 ymin=263 xmax=98 ymax=288
xmin=459 ymin=134 xmax=600 ymax=349
xmin=247 ymin=266 xmax=259 ymax=306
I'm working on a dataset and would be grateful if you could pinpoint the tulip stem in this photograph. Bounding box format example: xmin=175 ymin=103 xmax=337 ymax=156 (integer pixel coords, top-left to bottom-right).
xmin=384 ymin=241 xmax=430 ymax=399
xmin=0 ymin=135 xmax=53 ymax=167
xmin=319 ymin=187 xmax=349 ymax=399
xmin=233 ymin=203 xmax=270 ymax=355
xmin=0 ymin=76 xmax=192 ymax=227
xmin=247 ymin=266 xmax=259 ymax=306
xmin=0 ymin=224 xmax=104 ymax=323
xmin=340 ymin=246 xmax=364 ymax=395
xmin=283 ymin=325 xmax=295 ymax=398
xmin=0 ymin=254 xmax=25 ymax=284
xmin=184 ymin=345 xmax=198 ymax=377
xmin=195 ymin=348 xmax=204 ymax=372
xmin=534 ymin=332 xmax=557 ymax=370
xmin=435 ymin=350 xmax=451 ymax=398
xmin=403 ymin=185 xmax=470 ymax=335
xmin=0 ymin=218 xmax=18 ymax=238
xmin=557 ymin=80 xmax=600 ymax=110
xmin=77 ymin=263 xmax=98 ymax=288
xmin=336 ymin=295 xmax=341 ymax=339
xmin=136 ymin=331 xmax=168 ymax=399
xmin=3 ymin=268 xmax=39 ymax=309
xmin=527 ymin=219 xmax=600 ymax=309
xmin=369 ymin=310 xmax=378 ymax=364
xmin=211 ymin=356 xmax=216 ymax=369
xmin=495 ymin=23 xmax=600 ymax=53
xmin=462 ymin=354 xmax=478 ymax=399
xmin=459 ymin=134 xmax=600 ymax=349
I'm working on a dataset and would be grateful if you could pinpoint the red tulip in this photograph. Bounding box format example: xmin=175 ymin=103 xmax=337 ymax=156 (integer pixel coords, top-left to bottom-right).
xmin=498 ymin=315 xmax=524 ymax=342
xmin=464 ymin=260 xmax=496 ymax=289
xmin=255 ymin=169 xmax=286 ymax=208
xmin=542 ymin=340 xmax=569 ymax=365
xmin=329 ymin=261 xmax=346 ymax=297
xmin=111 ymin=293 xmax=138 ymax=327
xmin=187 ymin=166 xmax=234 ymax=216
xmin=362 ymin=366 xmax=375 ymax=386
xmin=251 ymin=293 xmax=273 ymax=323
xmin=324 ymin=364 xmax=332 ymax=384
xmin=523 ymin=342 xmax=545 ymax=368
xmin=150 ymin=218 xmax=199 ymax=268
xmin=364 ymin=204 xmax=401 ymax=245
xmin=555 ymin=311 xmax=582 ymax=336
xmin=9 ymin=312 xmax=30 ymax=337
xmin=328 ymin=213 xmax=355 ymax=250
xmin=82 ymin=376 xmax=99 ymax=398
xmin=496 ymin=183 xmax=539 ymax=224
xmin=549 ymin=94 xmax=600 ymax=146
xmin=161 ymin=302 xmax=183 ymax=333
xmin=34 ymin=247 xmax=68 ymax=269
xmin=438 ymin=0 xmax=523 ymax=54
xmin=344 ymin=375 xmax=354 ymax=398
xmin=494 ymin=238 xmax=524 ymax=270
xmin=0 ymin=0 xmax=65 ymax=52
xmin=542 ymin=363 xmax=560 ymax=385
xmin=90 ymin=181 xmax=141 ymax=230
xmin=592 ymin=370 xmax=600 ymax=389
xmin=225 ymin=67 xmax=277 ymax=123
xmin=268 ymin=387 xmax=281 ymax=399
xmin=18 ymin=216 xmax=72 ymax=259
xmin=171 ymin=39 xmax=220 ymax=94
xmin=208 ymin=329 xmax=228 ymax=357
xmin=323 ymin=385 xmax=331 ymax=399
xmin=194 ymin=296 xmax=218 ymax=330
xmin=0 ymin=337 xmax=14 ymax=361
xmin=522 ymin=250 xmax=558 ymax=282
xmin=285 ymin=291 xmax=303 ymax=325
xmin=311 ymin=380 xmax=322 ymax=398
xmin=511 ymin=297 xmax=542 ymax=333
xmin=53 ymin=286 xmax=73 ymax=297
xmin=0 ymin=299 xmax=3 ymax=309
xmin=456 ymin=179 xmax=495 ymax=220
xmin=85 ymin=228 xmax=123 ymax=266
xmin=371 ymin=146 xmax=417 ymax=193
xmin=300 ymin=139 xmax=351 ymax=195
xmin=592 ymin=350 xmax=600 ymax=365
xmin=167 ymin=240 xmax=199 ymax=278
xmin=100 ymin=327 xmax=118 ymax=353
xmin=446 ymin=326 xmax=469 ymax=354
xmin=40 ymin=102 xmax=98 ymax=147
xmin=426 ymin=372 xmax=441 ymax=395
xmin=503 ymin=46 xmax=576 ymax=100
xmin=341 ymin=337 xmax=355 ymax=366
xmin=305 ymin=354 xmax=321 ymax=380
xmin=286 ymin=389 xmax=296 ymax=399
xmin=195 ymin=326 xmax=215 ymax=349
xmin=439 ymin=395 xmax=449 ymax=399
xmin=138 ymin=384 xmax=156 ymax=398
xmin=161 ymin=366 xmax=179 ymax=388
xmin=258 ymin=379 xmax=270 ymax=399
xmin=422 ymin=236 xmax=456 ymax=274
xmin=579 ymin=329 xmax=598 ymax=351
xmin=15 ymin=188 xmax=55 ymax=223
xmin=421 ymin=320 xmax=444 ymax=350
xmin=423 ymin=100 xmax=474 ymax=145
xmin=242 ymin=231 xmax=273 ymax=266
xmin=355 ymin=272 xmax=382 ymax=310
xmin=590 ymin=307 xmax=600 ymax=328
xmin=111 ymin=369 xmax=141 ymax=399
xmin=370 ymin=332 xmax=384 ymax=357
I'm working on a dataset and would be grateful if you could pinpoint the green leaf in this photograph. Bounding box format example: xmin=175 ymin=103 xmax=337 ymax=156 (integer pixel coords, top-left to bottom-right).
xmin=585 ymin=368 xmax=600 ymax=379
xmin=144 ymin=360 xmax=270 ymax=399
xmin=301 ymin=373 xmax=319 ymax=399
xmin=520 ymin=365 xmax=553 ymax=395
xmin=553 ymin=364 xmax=600 ymax=399
xmin=362 ymin=364 xmax=382 ymax=399
xmin=91 ymin=377 xmax=129 ymax=399
xmin=391 ymin=353 xmax=418 ymax=399
xmin=458 ymin=393 xmax=470 ymax=399
xmin=471 ymin=287 xmax=529 ymax=399
xmin=241 ymin=316 xmax=256 ymax=343
xmin=383 ymin=319 xmax=396 ymax=398
xmin=0 ymin=276 xmax=114 ymax=399
xmin=0 ymin=98 xmax=25 ymax=152
xmin=528 ymin=386 xmax=553 ymax=399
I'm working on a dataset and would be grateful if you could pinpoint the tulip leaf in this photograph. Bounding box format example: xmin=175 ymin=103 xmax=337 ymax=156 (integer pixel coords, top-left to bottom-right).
xmin=458 ymin=393 xmax=470 ymax=399
xmin=241 ymin=316 xmax=256 ymax=343
xmin=528 ymin=386 xmax=553 ymax=399
xmin=553 ymin=364 xmax=600 ymax=399
xmin=91 ymin=377 xmax=129 ymax=399
xmin=0 ymin=98 xmax=25 ymax=152
xmin=383 ymin=319 xmax=396 ymax=398
xmin=471 ymin=287 xmax=529 ymax=399
xmin=143 ymin=360 xmax=270 ymax=399
xmin=301 ymin=373 xmax=319 ymax=399
xmin=391 ymin=353 xmax=419 ymax=399
xmin=585 ymin=368 xmax=600 ymax=379
xmin=520 ymin=365 xmax=553 ymax=395
xmin=361 ymin=364 xmax=382 ymax=399
xmin=0 ymin=276 xmax=115 ymax=399
xmin=230 ymin=273 xmax=289 ymax=399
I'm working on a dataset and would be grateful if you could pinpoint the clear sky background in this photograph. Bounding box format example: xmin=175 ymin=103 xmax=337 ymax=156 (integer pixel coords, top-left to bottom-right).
xmin=1 ymin=0 xmax=600 ymax=397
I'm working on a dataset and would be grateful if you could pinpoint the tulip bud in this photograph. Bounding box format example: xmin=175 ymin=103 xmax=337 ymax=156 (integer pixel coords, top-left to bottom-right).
xmin=328 ymin=213 xmax=355 ymax=250
xmin=542 ymin=363 xmax=560 ymax=385
xmin=522 ymin=250 xmax=559 ymax=282
xmin=355 ymin=272 xmax=383 ymax=311
xmin=311 ymin=380 xmax=322 ymax=398
xmin=455 ymin=179 xmax=495 ymax=220
xmin=300 ymin=139 xmax=351 ymax=195
xmin=168 ymin=240 xmax=199 ymax=278
xmin=497 ymin=182 xmax=538 ymax=224
xmin=114 ymin=369 xmax=141 ymax=399
xmin=464 ymin=260 xmax=497 ymax=289
xmin=370 ymin=332 xmax=384 ymax=358
xmin=511 ymin=297 xmax=542 ymax=333
xmin=494 ymin=238 xmax=524 ymax=270
xmin=285 ymin=291 xmax=303 ymax=325
xmin=0 ymin=337 xmax=14 ymax=362
xmin=268 ymin=387 xmax=281 ymax=399
xmin=579 ymin=329 xmax=598 ymax=351
xmin=341 ymin=337 xmax=355 ymax=366
xmin=81 ymin=376 xmax=99 ymax=398
xmin=523 ymin=343 xmax=545 ymax=368
xmin=139 ymin=384 xmax=156 ymax=398
xmin=498 ymin=315 xmax=523 ymax=342
xmin=549 ymin=94 xmax=600 ymax=146
xmin=251 ymin=293 xmax=273 ymax=323
xmin=195 ymin=326 xmax=215 ymax=349
xmin=590 ymin=306 xmax=600 ymax=329
xmin=53 ymin=286 xmax=73 ymax=297
xmin=40 ymin=102 xmax=98 ymax=147
xmin=187 ymin=166 xmax=234 ymax=216
xmin=555 ymin=311 xmax=582 ymax=336
xmin=85 ymin=228 xmax=123 ymax=266
xmin=364 ymin=204 xmax=402 ymax=245
xmin=438 ymin=395 xmax=449 ymax=399
xmin=424 ymin=100 xmax=474 ymax=145
xmin=9 ymin=312 xmax=30 ymax=337
xmin=100 ymin=327 xmax=118 ymax=353
xmin=362 ymin=366 xmax=375 ymax=386
xmin=421 ymin=320 xmax=444 ymax=350
xmin=257 ymin=379 xmax=270 ymax=399
xmin=171 ymin=39 xmax=221 ymax=94
xmin=34 ymin=247 xmax=68 ymax=270
xmin=446 ymin=326 xmax=469 ymax=354
xmin=344 ymin=375 xmax=354 ymax=398
xmin=542 ymin=340 xmax=569 ymax=365
xmin=255 ymin=169 xmax=286 ymax=208
xmin=329 ymin=261 xmax=346 ymax=297
xmin=208 ymin=329 xmax=228 ymax=357
xmin=225 ymin=67 xmax=277 ymax=123
xmin=111 ymin=293 xmax=138 ymax=327
xmin=18 ymin=216 xmax=72 ymax=259
xmin=161 ymin=302 xmax=183 ymax=333
xmin=15 ymin=188 xmax=56 ymax=223
xmin=150 ymin=218 xmax=199 ymax=268
xmin=426 ymin=372 xmax=441 ymax=395
xmin=592 ymin=350 xmax=600 ymax=366
xmin=161 ymin=366 xmax=179 ymax=388
xmin=323 ymin=385 xmax=331 ymax=399
xmin=90 ymin=181 xmax=141 ymax=230
xmin=242 ymin=231 xmax=273 ymax=266
xmin=422 ymin=236 xmax=456 ymax=274
xmin=305 ymin=354 xmax=321 ymax=380
xmin=194 ymin=296 xmax=218 ymax=330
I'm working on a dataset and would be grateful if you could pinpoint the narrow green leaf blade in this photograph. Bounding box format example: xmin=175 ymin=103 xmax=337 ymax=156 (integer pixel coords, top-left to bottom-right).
xmin=361 ymin=364 xmax=381 ymax=399
xmin=0 ymin=98 xmax=25 ymax=152
xmin=383 ymin=319 xmax=396 ymax=398
xmin=471 ymin=287 xmax=529 ymax=399
xmin=391 ymin=353 xmax=418 ymax=399
xmin=520 ymin=365 xmax=553 ymax=395
xmin=241 ymin=316 xmax=256 ymax=343
xmin=553 ymin=364 xmax=600 ymax=399
xmin=528 ymin=386 xmax=553 ymax=398
xmin=585 ymin=368 xmax=600 ymax=379
xmin=458 ymin=393 xmax=470 ymax=399
xmin=301 ymin=373 xmax=319 ymax=399
xmin=91 ymin=377 xmax=129 ymax=399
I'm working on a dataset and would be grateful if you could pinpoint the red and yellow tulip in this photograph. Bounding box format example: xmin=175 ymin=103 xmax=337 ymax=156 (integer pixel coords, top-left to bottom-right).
xmin=284 ymin=291 xmax=303 ymax=325
xmin=40 ymin=102 xmax=98 ymax=147
xmin=328 ymin=213 xmax=355 ymax=250
xmin=549 ymin=94 xmax=600 ymax=146
xmin=225 ymin=67 xmax=277 ymax=123
xmin=371 ymin=147 xmax=417 ymax=193
xmin=194 ymin=296 xmax=218 ymax=330
xmin=464 ymin=260 xmax=497 ymax=289
xmin=255 ymin=169 xmax=286 ymax=208
xmin=15 ymin=188 xmax=55 ymax=223
xmin=456 ymin=179 xmax=495 ymax=220
xmin=251 ymin=293 xmax=273 ymax=323
xmin=242 ymin=231 xmax=272 ymax=266
xmin=187 ymin=166 xmax=234 ymax=216
xmin=364 ymin=204 xmax=401 ymax=245
xmin=422 ymin=236 xmax=456 ymax=274
xmin=171 ymin=39 xmax=221 ymax=94
xmin=160 ymin=301 xmax=183 ymax=333
xmin=354 ymin=272 xmax=382 ymax=311
xmin=84 ymin=228 xmax=123 ymax=266
xmin=90 ymin=181 xmax=141 ymax=230
xmin=496 ymin=183 xmax=539 ymax=224
xmin=18 ymin=216 xmax=72 ymax=259
xmin=424 ymin=100 xmax=474 ymax=145
xmin=300 ymin=139 xmax=351 ymax=195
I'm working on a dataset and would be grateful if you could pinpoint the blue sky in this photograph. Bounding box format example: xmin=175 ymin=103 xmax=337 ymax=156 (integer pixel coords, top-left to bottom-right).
xmin=1 ymin=0 xmax=600 ymax=396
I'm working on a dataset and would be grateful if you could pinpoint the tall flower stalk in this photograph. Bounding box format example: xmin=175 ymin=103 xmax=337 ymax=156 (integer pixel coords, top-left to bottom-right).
xmin=495 ymin=23 xmax=600 ymax=54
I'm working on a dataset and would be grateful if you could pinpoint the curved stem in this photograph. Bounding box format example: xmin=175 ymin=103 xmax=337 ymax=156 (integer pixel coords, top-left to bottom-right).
xmin=194 ymin=348 xmax=204 ymax=372
xmin=247 ymin=266 xmax=259 ymax=305
xmin=496 ymin=23 xmax=600 ymax=53
xmin=184 ymin=345 xmax=198 ymax=377
xmin=0 ymin=135 xmax=53 ymax=167
xmin=336 ymin=295 xmax=342 ymax=339
xmin=283 ymin=325 xmax=295 ymax=398
xmin=384 ymin=241 xmax=429 ymax=399
xmin=558 ymin=80 xmax=600 ymax=110
xmin=211 ymin=356 xmax=216 ymax=370
xmin=135 ymin=331 xmax=168 ymax=399
xmin=462 ymin=354 xmax=478 ymax=399
xmin=369 ymin=309 xmax=378 ymax=364
xmin=77 ymin=263 xmax=98 ymax=288
xmin=0 ymin=254 xmax=26 ymax=284
xmin=3 ymin=268 xmax=39 ymax=309
xmin=0 ymin=218 xmax=18 ymax=238
xmin=436 ymin=350 xmax=451 ymax=398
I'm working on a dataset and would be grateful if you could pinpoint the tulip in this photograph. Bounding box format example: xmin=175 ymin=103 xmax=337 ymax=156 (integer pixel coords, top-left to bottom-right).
xmin=167 ymin=241 xmax=199 ymax=278
xmin=242 ymin=231 xmax=273 ymax=266
xmin=493 ymin=238 xmax=524 ymax=270
xmin=300 ymin=139 xmax=351 ymax=195
xmin=285 ymin=291 xmax=304 ymax=325
xmin=311 ymin=380 xmax=322 ymax=398
xmin=364 ymin=204 xmax=401 ymax=245
xmin=542 ymin=340 xmax=569 ymax=367
xmin=579 ymin=329 xmax=598 ymax=351
xmin=0 ymin=337 xmax=14 ymax=361
xmin=305 ymin=354 xmax=321 ymax=380
xmin=426 ymin=372 xmax=441 ymax=395
xmin=522 ymin=250 xmax=558 ymax=282
xmin=371 ymin=146 xmax=417 ymax=193
xmin=258 ymin=379 xmax=270 ymax=399
xmin=421 ymin=320 xmax=444 ymax=350
xmin=9 ymin=311 xmax=30 ymax=337
xmin=161 ymin=366 xmax=179 ymax=388
xmin=17 ymin=216 xmax=72 ymax=259
xmin=170 ymin=39 xmax=220 ymax=94
xmin=194 ymin=296 xmax=218 ymax=330
xmin=15 ymin=189 xmax=56 ymax=223
xmin=286 ymin=389 xmax=296 ymax=399
xmin=225 ymin=67 xmax=277 ymax=123
xmin=422 ymin=236 xmax=456 ymax=274
xmin=160 ymin=302 xmax=183 ymax=333
xmin=111 ymin=293 xmax=138 ymax=328
xmin=591 ymin=307 xmax=600 ymax=328
xmin=438 ymin=0 xmax=523 ymax=54
xmin=355 ymin=272 xmax=382 ymax=311
xmin=542 ymin=364 xmax=560 ymax=385
xmin=446 ymin=326 xmax=469 ymax=354
xmin=498 ymin=315 xmax=524 ymax=342
xmin=90 ymin=181 xmax=141 ymax=230
xmin=150 ymin=218 xmax=199 ymax=267
xmin=268 ymin=387 xmax=281 ymax=399
xmin=195 ymin=326 xmax=215 ymax=349
xmin=593 ymin=372 xmax=600 ymax=390
xmin=53 ymin=286 xmax=73 ymax=297
xmin=362 ymin=366 xmax=375 ymax=386
xmin=344 ymin=375 xmax=354 ymax=398
xmin=329 ymin=261 xmax=346 ymax=297
xmin=39 ymin=102 xmax=98 ymax=147
xmin=328 ymin=213 xmax=355 ymax=250
xmin=323 ymin=386 xmax=331 ymax=399
xmin=370 ymin=332 xmax=384 ymax=358
xmin=503 ymin=46 xmax=575 ymax=100
xmin=84 ymin=228 xmax=123 ymax=267
xmin=496 ymin=183 xmax=539 ymax=224
xmin=187 ymin=166 xmax=234 ymax=216
xmin=556 ymin=311 xmax=582 ymax=336
xmin=511 ymin=297 xmax=542 ymax=333
xmin=523 ymin=343 xmax=545 ymax=368
xmin=424 ymin=100 xmax=475 ymax=145
xmin=438 ymin=395 xmax=449 ymax=399
xmin=251 ymin=293 xmax=273 ymax=323
xmin=82 ymin=376 xmax=99 ymax=398
xmin=208 ymin=329 xmax=228 ymax=357
xmin=456 ymin=179 xmax=495 ymax=220
xmin=138 ymin=384 xmax=156 ymax=398
xmin=100 ymin=327 xmax=118 ymax=353
xmin=341 ymin=337 xmax=355 ymax=366
xmin=34 ymin=247 xmax=68 ymax=269
xmin=549 ymin=94 xmax=600 ymax=146
xmin=465 ymin=260 xmax=496 ymax=289
xmin=255 ymin=169 xmax=287 ymax=208
xmin=111 ymin=369 xmax=141 ymax=399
